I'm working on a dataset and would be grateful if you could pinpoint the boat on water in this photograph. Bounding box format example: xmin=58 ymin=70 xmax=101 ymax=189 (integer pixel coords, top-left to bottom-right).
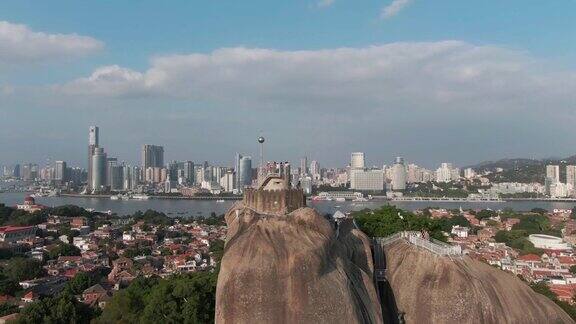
xmin=132 ymin=194 xmax=150 ymax=200
xmin=216 ymin=199 xmax=225 ymax=203
xmin=352 ymin=197 xmax=369 ymax=202
xmin=110 ymin=195 xmax=120 ymax=201
xmin=334 ymin=197 xmax=346 ymax=202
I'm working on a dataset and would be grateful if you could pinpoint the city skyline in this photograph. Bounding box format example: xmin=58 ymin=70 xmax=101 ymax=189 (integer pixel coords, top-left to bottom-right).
xmin=1 ymin=1 xmax=576 ymax=166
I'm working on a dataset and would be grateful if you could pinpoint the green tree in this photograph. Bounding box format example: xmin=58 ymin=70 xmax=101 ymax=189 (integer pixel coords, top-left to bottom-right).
xmin=0 ymin=274 xmax=21 ymax=296
xmin=96 ymin=272 xmax=218 ymax=323
xmin=94 ymin=276 xmax=159 ymax=323
xmin=140 ymin=272 xmax=217 ymax=324
xmin=0 ymin=303 xmax=18 ymax=317
xmin=476 ymin=209 xmax=497 ymax=220
xmin=209 ymin=239 xmax=225 ymax=262
xmin=3 ymin=257 xmax=44 ymax=282
xmin=64 ymin=272 xmax=96 ymax=295
xmin=353 ymin=205 xmax=445 ymax=240
xmin=570 ymin=265 xmax=576 ymax=275
xmin=47 ymin=243 xmax=81 ymax=260
xmin=16 ymin=291 xmax=95 ymax=324
xmin=513 ymin=214 xmax=559 ymax=236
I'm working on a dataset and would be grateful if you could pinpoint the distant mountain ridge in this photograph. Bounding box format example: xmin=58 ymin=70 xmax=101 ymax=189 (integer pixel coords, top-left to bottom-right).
xmin=468 ymin=155 xmax=576 ymax=171
xmin=466 ymin=155 xmax=576 ymax=184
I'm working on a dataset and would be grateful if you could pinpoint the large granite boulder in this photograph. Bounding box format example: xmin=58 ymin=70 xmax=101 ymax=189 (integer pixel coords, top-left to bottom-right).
xmin=215 ymin=203 xmax=383 ymax=324
xmin=385 ymin=240 xmax=574 ymax=324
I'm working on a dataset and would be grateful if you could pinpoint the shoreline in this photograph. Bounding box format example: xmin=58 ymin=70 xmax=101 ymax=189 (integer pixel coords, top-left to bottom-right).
xmin=59 ymin=193 xmax=242 ymax=201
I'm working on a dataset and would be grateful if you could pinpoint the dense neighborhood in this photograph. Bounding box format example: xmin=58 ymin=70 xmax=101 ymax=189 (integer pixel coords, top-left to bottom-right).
xmin=0 ymin=196 xmax=225 ymax=322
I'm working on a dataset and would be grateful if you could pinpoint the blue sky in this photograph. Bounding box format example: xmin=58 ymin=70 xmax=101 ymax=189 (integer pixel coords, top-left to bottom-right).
xmin=1 ymin=0 xmax=576 ymax=168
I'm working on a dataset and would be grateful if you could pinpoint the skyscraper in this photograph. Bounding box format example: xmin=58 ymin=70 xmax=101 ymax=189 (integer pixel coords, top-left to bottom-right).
xmin=351 ymin=152 xmax=365 ymax=169
xmin=89 ymin=126 xmax=99 ymax=146
xmin=106 ymin=157 xmax=118 ymax=186
xmin=91 ymin=147 xmax=107 ymax=192
xmin=546 ymin=165 xmax=560 ymax=184
xmin=310 ymin=160 xmax=320 ymax=180
xmin=235 ymin=153 xmax=243 ymax=189
xmin=142 ymin=145 xmax=164 ymax=169
xmin=436 ymin=163 xmax=458 ymax=183
xmin=239 ymin=156 xmax=252 ymax=189
xmin=181 ymin=161 xmax=194 ymax=184
xmin=54 ymin=161 xmax=67 ymax=182
xmin=87 ymin=126 xmax=99 ymax=190
xmin=300 ymin=156 xmax=308 ymax=176
xmin=391 ymin=157 xmax=407 ymax=191
xmin=567 ymin=165 xmax=576 ymax=188
xmin=109 ymin=164 xmax=124 ymax=191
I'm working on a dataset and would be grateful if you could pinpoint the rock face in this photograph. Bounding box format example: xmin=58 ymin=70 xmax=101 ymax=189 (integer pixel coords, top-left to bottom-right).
xmin=215 ymin=203 xmax=383 ymax=324
xmin=384 ymin=241 xmax=574 ymax=324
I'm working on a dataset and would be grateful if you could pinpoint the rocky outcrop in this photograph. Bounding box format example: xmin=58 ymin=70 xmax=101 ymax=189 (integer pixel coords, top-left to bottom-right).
xmin=384 ymin=240 xmax=574 ymax=324
xmin=215 ymin=203 xmax=382 ymax=324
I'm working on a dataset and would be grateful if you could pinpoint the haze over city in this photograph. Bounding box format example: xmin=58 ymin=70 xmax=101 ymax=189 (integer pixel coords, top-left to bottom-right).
xmin=2 ymin=1 xmax=576 ymax=167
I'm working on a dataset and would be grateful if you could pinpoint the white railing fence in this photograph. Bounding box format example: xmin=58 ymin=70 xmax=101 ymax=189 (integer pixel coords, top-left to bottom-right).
xmin=375 ymin=231 xmax=461 ymax=257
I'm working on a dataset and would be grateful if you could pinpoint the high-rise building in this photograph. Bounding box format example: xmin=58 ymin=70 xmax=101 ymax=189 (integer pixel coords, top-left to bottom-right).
xmin=91 ymin=147 xmax=107 ymax=192
xmin=89 ymin=126 xmax=99 ymax=147
xmin=406 ymin=163 xmax=433 ymax=183
xmin=239 ymin=156 xmax=252 ymax=189
xmin=350 ymin=169 xmax=384 ymax=191
xmin=109 ymin=165 xmax=124 ymax=191
xmin=220 ymin=170 xmax=235 ymax=192
xmin=310 ymin=160 xmax=320 ymax=181
xmin=546 ymin=165 xmax=560 ymax=184
xmin=21 ymin=163 xmax=39 ymax=181
xmin=436 ymin=163 xmax=459 ymax=183
xmin=300 ymin=156 xmax=308 ymax=176
xmin=351 ymin=152 xmax=365 ymax=169
xmin=464 ymin=168 xmax=476 ymax=179
xmin=106 ymin=158 xmax=118 ymax=186
xmin=391 ymin=157 xmax=407 ymax=191
xmin=142 ymin=145 xmax=164 ymax=169
xmin=180 ymin=161 xmax=194 ymax=184
xmin=54 ymin=161 xmax=67 ymax=182
xmin=122 ymin=165 xmax=132 ymax=191
xmin=87 ymin=126 xmax=99 ymax=190
xmin=567 ymin=165 xmax=576 ymax=188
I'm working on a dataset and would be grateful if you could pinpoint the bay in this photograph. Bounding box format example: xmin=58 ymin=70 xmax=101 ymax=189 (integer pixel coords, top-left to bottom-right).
xmin=2 ymin=192 xmax=576 ymax=217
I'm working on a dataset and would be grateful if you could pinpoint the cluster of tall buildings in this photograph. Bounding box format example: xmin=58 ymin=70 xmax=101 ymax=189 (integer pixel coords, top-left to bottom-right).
xmin=8 ymin=129 xmax=576 ymax=200
xmin=346 ymin=153 xmax=463 ymax=192
xmin=545 ymin=165 xmax=576 ymax=198
xmin=2 ymin=161 xmax=85 ymax=187
xmin=82 ymin=126 xmax=261 ymax=194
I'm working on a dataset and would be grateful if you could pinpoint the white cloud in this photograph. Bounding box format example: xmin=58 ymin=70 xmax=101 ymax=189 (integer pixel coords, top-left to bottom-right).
xmin=317 ymin=0 xmax=335 ymax=8
xmin=380 ymin=0 xmax=413 ymax=19
xmin=58 ymin=65 xmax=145 ymax=96
xmin=56 ymin=41 xmax=576 ymax=118
xmin=0 ymin=21 xmax=103 ymax=65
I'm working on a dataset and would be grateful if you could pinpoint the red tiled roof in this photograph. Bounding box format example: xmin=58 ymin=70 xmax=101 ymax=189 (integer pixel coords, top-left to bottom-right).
xmin=550 ymin=284 xmax=576 ymax=300
xmin=0 ymin=295 xmax=12 ymax=302
xmin=518 ymin=254 xmax=541 ymax=262
xmin=64 ymin=268 xmax=79 ymax=278
xmin=0 ymin=226 xmax=33 ymax=233
xmin=558 ymin=256 xmax=576 ymax=265
xmin=58 ymin=256 xmax=82 ymax=262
